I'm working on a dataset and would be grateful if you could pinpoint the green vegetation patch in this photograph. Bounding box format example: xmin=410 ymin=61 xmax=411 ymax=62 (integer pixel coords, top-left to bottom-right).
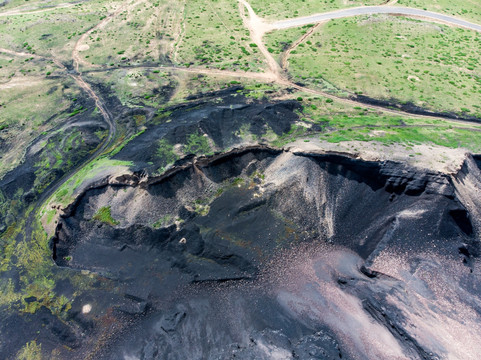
xmin=289 ymin=101 xmax=481 ymax=152
xmin=270 ymin=124 xmax=308 ymax=147
xmin=33 ymin=128 xmax=94 ymax=193
xmin=153 ymin=214 xmax=172 ymax=229
xmin=193 ymin=203 xmax=210 ymax=216
xmin=323 ymin=124 xmax=481 ymax=152
xmin=184 ymin=132 xmax=212 ymax=155
xmin=157 ymin=138 xmax=179 ymax=166
xmin=15 ymin=340 xmax=42 ymax=360
xmin=0 ymin=77 xmax=80 ymax=178
xmin=53 ymin=157 xmax=132 ymax=206
xmin=110 ymin=129 xmax=146 ymax=157
xmin=301 ymin=104 xmax=481 ymax=152
xmin=92 ymin=206 xmax=119 ymax=226
xmin=1 ymin=216 xmax=76 ymax=318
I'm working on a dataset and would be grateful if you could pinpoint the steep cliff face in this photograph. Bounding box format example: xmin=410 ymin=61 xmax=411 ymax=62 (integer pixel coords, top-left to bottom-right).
xmin=452 ymin=155 xmax=481 ymax=232
xmin=52 ymin=148 xmax=480 ymax=360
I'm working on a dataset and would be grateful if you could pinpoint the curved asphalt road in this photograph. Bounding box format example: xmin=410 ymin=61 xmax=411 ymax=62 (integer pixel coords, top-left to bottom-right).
xmin=273 ymin=6 xmax=481 ymax=32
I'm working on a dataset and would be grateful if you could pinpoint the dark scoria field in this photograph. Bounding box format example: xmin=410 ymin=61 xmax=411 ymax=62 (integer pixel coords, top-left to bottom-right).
xmin=2 ymin=91 xmax=481 ymax=360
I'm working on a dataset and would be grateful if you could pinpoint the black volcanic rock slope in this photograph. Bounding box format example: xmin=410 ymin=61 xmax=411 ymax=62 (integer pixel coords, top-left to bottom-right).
xmin=51 ymin=148 xmax=481 ymax=360
xmin=112 ymin=97 xmax=302 ymax=166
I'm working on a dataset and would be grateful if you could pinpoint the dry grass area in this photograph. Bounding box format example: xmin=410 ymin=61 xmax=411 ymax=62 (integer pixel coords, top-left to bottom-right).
xmin=83 ymin=67 xmax=178 ymax=107
xmin=78 ymin=0 xmax=184 ymax=69
xmin=0 ymin=74 xmax=80 ymax=178
xmin=0 ymin=0 xmax=76 ymax=12
xmin=0 ymin=0 xmax=122 ymax=62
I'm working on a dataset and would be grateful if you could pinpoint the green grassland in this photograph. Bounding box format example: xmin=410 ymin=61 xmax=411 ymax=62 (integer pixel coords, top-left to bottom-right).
xmin=248 ymin=0 xmax=481 ymax=23
xmin=395 ymin=0 xmax=481 ymax=24
xmin=298 ymin=97 xmax=481 ymax=152
xmin=285 ymin=16 xmax=481 ymax=116
xmin=323 ymin=123 xmax=481 ymax=152
xmin=177 ymin=0 xmax=266 ymax=72
xmin=0 ymin=52 xmax=58 ymax=79
xmin=248 ymin=0 xmax=382 ymax=20
xmin=231 ymin=92 xmax=481 ymax=153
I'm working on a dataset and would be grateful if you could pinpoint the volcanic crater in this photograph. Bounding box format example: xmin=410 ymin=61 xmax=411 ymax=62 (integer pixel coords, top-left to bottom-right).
xmin=52 ymin=146 xmax=481 ymax=359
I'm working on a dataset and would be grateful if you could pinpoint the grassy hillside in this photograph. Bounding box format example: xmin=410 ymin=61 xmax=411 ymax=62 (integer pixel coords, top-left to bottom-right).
xmin=285 ymin=16 xmax=481 ymax=116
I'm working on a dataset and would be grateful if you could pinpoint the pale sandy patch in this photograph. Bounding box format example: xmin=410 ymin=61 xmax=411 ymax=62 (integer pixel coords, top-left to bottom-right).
xmin=77 ymin=44 xmax=90 ymax=52
xmin=408 ymin=75 xmax=420 ymax=81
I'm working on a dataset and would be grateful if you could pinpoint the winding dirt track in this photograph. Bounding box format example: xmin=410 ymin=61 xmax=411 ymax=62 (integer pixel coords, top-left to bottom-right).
xmin=280 ymin=22 xmax=322 ymax=71
xmin=72 ymin=0 xmax=144 ymax=72
xmin=239 ymin=0 xmax=281 ymax=78
xmin=0 ymin=48 xmax=115 ymax=147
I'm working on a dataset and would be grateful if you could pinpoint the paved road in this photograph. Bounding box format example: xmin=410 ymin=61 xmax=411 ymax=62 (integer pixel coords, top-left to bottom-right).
xmin=273 ymin=6 xmax=481 ymax=32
